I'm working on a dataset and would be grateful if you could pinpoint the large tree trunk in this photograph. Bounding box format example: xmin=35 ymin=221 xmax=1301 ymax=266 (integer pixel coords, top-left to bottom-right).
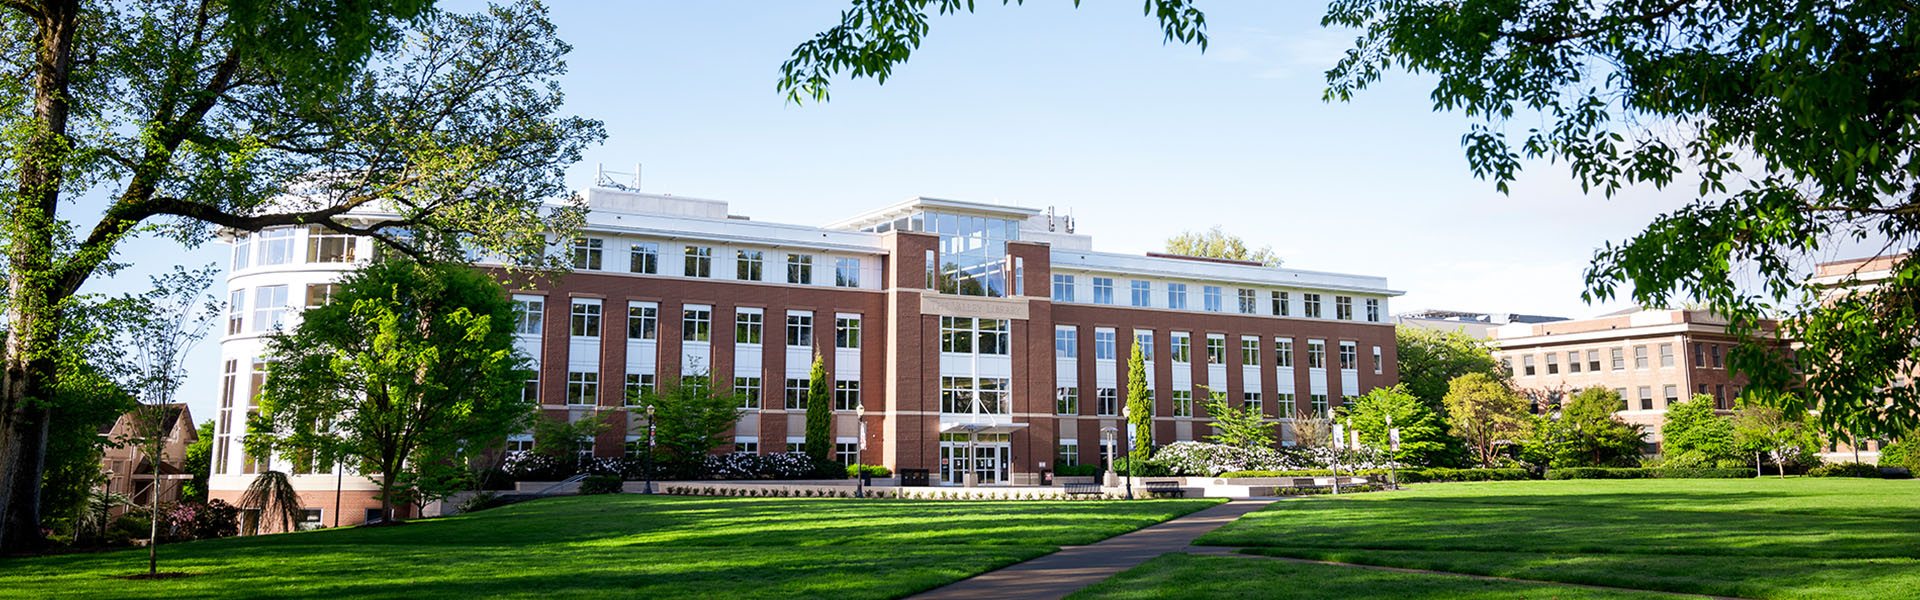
xmin=0 ymin=0 xmax=80 ymax=554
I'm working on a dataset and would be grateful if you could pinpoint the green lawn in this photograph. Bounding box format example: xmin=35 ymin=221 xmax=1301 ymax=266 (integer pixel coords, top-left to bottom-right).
xmin=1192 ymin=478 xmax=1920 ymax=600
xmin=1069 ymin=553 xmax=1681 ymax=599
xmin=1 ymin=495 xmax=1221 ymax=599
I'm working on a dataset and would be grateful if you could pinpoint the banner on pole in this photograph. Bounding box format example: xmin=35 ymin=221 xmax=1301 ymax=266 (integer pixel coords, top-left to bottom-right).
xmin=1389 ymin=428 xmax=1402 ymax=451
xmin=1332 ymin=424 xmax=1345 ymax=450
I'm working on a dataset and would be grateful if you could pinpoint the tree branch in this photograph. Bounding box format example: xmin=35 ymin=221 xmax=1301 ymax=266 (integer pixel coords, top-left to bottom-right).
xmin=1504 ymin=1 xmax=1691 ymax=46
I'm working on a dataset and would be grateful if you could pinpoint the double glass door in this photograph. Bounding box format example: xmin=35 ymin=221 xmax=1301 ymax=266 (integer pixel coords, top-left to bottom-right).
xmin=939 ymin=443 xmax=1009 ymax=485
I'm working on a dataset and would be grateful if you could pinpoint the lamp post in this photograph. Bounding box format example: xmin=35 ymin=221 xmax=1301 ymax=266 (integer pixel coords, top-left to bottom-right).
xmin=1120 ymin=407 xmax=1134 ymax=500
xmin=644 ymin=404 xmax=656 ymax=495
xmin=1100 ymin=426 xmax=1117 ymax=488
xmin=855 ymin=404 xmax=867 ymax=499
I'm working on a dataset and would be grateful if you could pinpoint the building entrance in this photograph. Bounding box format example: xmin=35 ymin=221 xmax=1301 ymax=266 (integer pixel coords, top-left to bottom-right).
xmin=938 ymin=433 xmax=1010 ymax=485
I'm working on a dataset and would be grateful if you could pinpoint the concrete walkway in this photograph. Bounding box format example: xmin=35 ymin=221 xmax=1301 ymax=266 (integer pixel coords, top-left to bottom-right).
xmin=908 ymin=498 xmax=1277 ymax=600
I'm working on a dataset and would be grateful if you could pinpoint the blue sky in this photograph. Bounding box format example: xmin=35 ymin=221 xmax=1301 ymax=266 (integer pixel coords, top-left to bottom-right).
xmin=89 ymin=1 xmax=1881 ymax=423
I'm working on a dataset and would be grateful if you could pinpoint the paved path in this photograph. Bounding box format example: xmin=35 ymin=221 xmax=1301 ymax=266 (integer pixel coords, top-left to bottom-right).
xmin=908 ymin=499 xmax=1277 ymax=600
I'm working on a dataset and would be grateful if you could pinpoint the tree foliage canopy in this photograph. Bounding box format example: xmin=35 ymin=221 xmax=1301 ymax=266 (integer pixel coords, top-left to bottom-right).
xmin=1 ymin=0 xmax=601 ymax=550
xmin=636 ymin=375 xmax=743 ymax=478
xmin=1319 ymin=0 xmax=1920 ymax=438
xmin=1396 ymin=327 xmax=1506 ymax=411
xmin=1661 ymin=394 xmax=1742 ymax=468
xmin=1442 ymin=373 xmax=1532 ymax=467
xmin=1126 ymin=340 xmax=1152 ymax=460
xmin=1163 ymin=226 xmax=1282 ymax=267
xmin=1202 ymin=390 xmax=1273 ymax=450
xmin=1339 ymin=384 xmax=1451 ymax=466
xmin=1525 ymin=387 xmax=1644 ymax=468
xmin=247 ymin=258 xmax=533 ymax=523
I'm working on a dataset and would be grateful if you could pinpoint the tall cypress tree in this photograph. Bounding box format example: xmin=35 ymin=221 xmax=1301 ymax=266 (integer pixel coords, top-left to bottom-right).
xmin=805 ymin=353 xmax=832 ymax=463
xmin=1126 ymin=341 xmax=1153 ymax=460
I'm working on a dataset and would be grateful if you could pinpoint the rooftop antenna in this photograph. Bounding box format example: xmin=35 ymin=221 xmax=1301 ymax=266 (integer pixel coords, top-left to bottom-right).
xmin=1047 ymin=206 xmax=1057 ymax=232
xmin=595 ymin=163 xmax=642 ymax=191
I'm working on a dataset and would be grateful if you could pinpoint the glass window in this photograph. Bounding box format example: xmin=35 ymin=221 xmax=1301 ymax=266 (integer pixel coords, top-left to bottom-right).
xmin=1057 ymin=441 xmax=1079 ymax=466
xmin=1241 ymin=338 xmax=1260 ymax=366
xmin=836 ymin=442 xmax=859 ymax=466
xmin=1663 ymin=385 xmax=1679 ymax=408
xmin=227 ymin=289 xmax=246 ymax=335
xmin=1134 ymin=331 xmax=1154 ymax=361
xmin=230 ymin=233 xmax=252 ymax=271
xmin=251 ymin=285 xmax=288 ymax=332
xmin=737 ymin=250 xmax=763 ymax=281
xmin=1092 ymin=277 xmax=1114 ymax=305
xmin=734 ymin=377 xmax=761 ymax=409
xmin=940 ymin=317 xmax=974 ymax=353
xmin=1634 ymin=345 xmax=1650 ymax=369
xmin=1056 ymin=386 xmax=1079 ymax=415
xmin=630 ymin=242 xmax=658 ymax=274
xmin=1365 ymin=298 xmax=1380 ymax=322
xmin=1523 ymin=355 xmax=1536 ymax=376
xmin=570 ymin=300 xmax=601 ymax=337
xmin=1546 ymin=352 xmax=1559 ymax=375
xmin=1587 ymin=350 xmax=1601 ymax=371
xmin=835 ymin=258 xmax=861 ymax=287
xmin=976 ymin=319 xmax=1009 ymax=355
xmin=1373 ymin=346 xmax=1383 ymax=374
xmin=305 ymin=283 xmax=342 ymax=309
xmin=834 ymin=380 xmax=861 ymax=411
xmin=1303 ymin=293 xmax=1322 ymax=318
xmin=513 ymin=298 xmax=543 ymax=335
xmin=1131 ymin=280 xmax=1151 ymax=307
xmin=1052 ymin=274 xmax=1074 ymax=302
xmin=570 ymin=238 xmax=603 ymax=270
xmin=836 ymin=316 xmax=861 ymax=349
xmin=1167 ymin=283 xmax=1188 ymax=310
xmin=1203 ymin=286 xmax=1223 ymax=312
xmin=1335 ymin=296 xmax=1354 ymax=320
xmin=1055 ymin=327 xmax=1077 ymax=358
xmin=734 ymin=311 xmax=762 ymax=344
xmin=1243 ymin=392 xmax=1262 ymax=414
xmin=1237 ymin=289 xmax=1257 ymax=314
xmin=787 ymin=254 xmax=813 ymax=284
xmin=566 ymin=372 xmax=599 ymax=406
xmin=785 ymin=378 xmax=809 ymax=410
xmin=1711 ymin=344 xmax=1723 ymax=368
xmin=1307 ymin=340 xmax=1326 ymax=369
xmin=1339 ymin=341 xmax=1357 ymax=370
xmin=307 ymin=226 xmax=356 ymax=263
xmin=1172 ymin=389 xmax=1194 ymax=417
xmin=1205 ymin=336 xmax=1226 ymax=364
xmin=1272 ymin=291 xmax=1289 ymax=316
xmin=624 ymin=374 xmax=654 ymax=406
xmin=939 ymin=376 xmax=972 ymax=414
xmin=1660 ymin=343 xmax=1674 ymax=367
xmin=684 ymin=246 xmax=711 ymax=277
xmin=1611 ymin=348 xmax=1625 ymax=370
xmin=733 ymin=438 xmax=758 ymax=454
xmin=787 ymin=313 xmax=812 ymax=347
xmin=1171 ymin=333 xmax=1191 ymax=363
xmin=256 ymin=228 xmax=295 ymax=266
xmin=1094 ymin=329 xmax=1116 ymax=360
xmin=1096 ymin=388 xmax=1118 ymax=416
xmin=1311 ymin=394 xmax=1330 ymax=417
xmin=1638 ymin=386 xmax=1653 ymax=410
xmin=1275 ymin=393 xmax=1295 ymax=418
xmin=1275 ymin=339 xmax=1293 ymax=367
xmin=683 ymin=306 xmax=711 ymax=342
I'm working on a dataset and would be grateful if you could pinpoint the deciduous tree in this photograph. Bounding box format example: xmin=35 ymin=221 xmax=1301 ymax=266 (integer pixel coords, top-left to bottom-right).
xmin=1163 ymin=226 xmax=1281 ymax=267
xmin=1340 ymin=385 xmax=1451 ymax=466
xmin=1732 ymin=392 xmax=1822 ymax=478
xmin=0 ymin=0 xmax=603 ymax=550
xmin=1442 ymin=373 xmax=1532 ymax=467
xmin=246 ymin=258 xmax=534 ymax=525
xmin=638 ymin=374 xmax=743 ymax=478
xmin=1662 ymin=395 xmax=1741 ymax=468
xmin=1526 ymin=387 xmax=1645 ymax=468
xmin=1397 ymin=327 xmax=1506 ymax=411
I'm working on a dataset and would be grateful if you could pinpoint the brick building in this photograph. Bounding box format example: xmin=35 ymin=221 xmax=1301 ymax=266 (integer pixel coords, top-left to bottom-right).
xmin=1491 ymin=308 xmax=1784 ymax=452
xmin=208 ymin=186 xmax=1400 ymax=526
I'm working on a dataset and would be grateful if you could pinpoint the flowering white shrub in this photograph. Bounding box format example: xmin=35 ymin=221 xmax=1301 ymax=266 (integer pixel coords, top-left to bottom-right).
xmin=1148 ymin=441 xmax=1390 ymax=476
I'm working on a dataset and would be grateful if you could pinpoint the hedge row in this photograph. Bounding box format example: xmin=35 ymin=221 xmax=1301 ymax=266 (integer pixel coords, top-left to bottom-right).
xmin=1217 ymin=468 xmax=1535 ymax=483
xmin=1545 ymin=467 xmax=1754 ymax=480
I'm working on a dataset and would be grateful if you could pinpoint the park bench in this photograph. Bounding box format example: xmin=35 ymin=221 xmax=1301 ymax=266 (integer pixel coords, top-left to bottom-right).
xmin=1063 ymin=483 xmax=1104 ymax=497
xmin=1143 ymin=480 xmax=1187 ymax=498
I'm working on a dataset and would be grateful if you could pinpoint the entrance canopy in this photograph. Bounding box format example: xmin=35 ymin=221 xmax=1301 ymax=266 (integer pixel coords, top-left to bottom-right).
xmin=939 ymin=420 xmax=1030 ymax=436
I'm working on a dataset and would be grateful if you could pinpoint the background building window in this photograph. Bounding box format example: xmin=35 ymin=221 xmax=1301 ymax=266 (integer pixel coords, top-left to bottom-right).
xmin=785 ymin=378 xmax=809 ymax=410
xmin=570 ymin=300 xmax=601 ymax=337
xmin=308 ymin=226 xmax=356 ymax=263
xmin=1055 ymin=327 xmax=1078 ymax=358
xmin=630 ymin=242 xmax=658 ymax=274
xmin=1092 ymin=277 xmax=1115 ymax=305
xmin=629 ymin=304 xmax=657 ymax=340
xmin=834 ymin=380 xmax=861 ymax=410
xmin=1167 ymin=283 xmax=1188 ymax=309
xmin=252 ymin=285 xmax=288 ymax=332
xmin=1339 ymin=342 xmax=1357 ymax=370
xmin=737 ymin=250 xmax=763 ymax=281
xmin=1172 ymin=389 xmax=1194 ymax=417
xmin=1273 ymin=291 xmax=1289 ymax=316
xmin=836 ymin=316 xmax=861 ymax=348
xmin=835 ymin=257 xmax=861 ymax=287
xmin=570 ymin=237 xmax=603 ymax=270
xmin=1237 ymin=289 xmax=1257 ymax=314
xmin=1203 ymin=286 xmax=1223 ymax=312
xmin=1131 ymin=280 xmax=1151 ymax=306
xmin=787 ymin=254 xmax=813 ymax=284
xmin=567 ymin=372 xmax=599 ymax=406
xmin=1056 ymin=387 xmax=1079 ymax=414
xmin=1205 ymin=336 xmax=1226 ymax=364
xmin=1097 ymin=388 xmax=1118 ymax=415
xmin=1171 ymin=333 xmax=1191 ymax=363
xmin=683 ymin=307 xmax=711 ymax=342
xmin=1303 ymin=293 xmax=1322 ymax=318
xmin=787 ymin=313 xmax=812 ymax=347
xmin=1275 ymin=339 xmax=1293 ymax=367
xmin=734 ymin=377 xmax=761 ymax=409
xmin=1365 ymin=298 xmax=1380 ymax=322
xmin=1095 ymin=329 xmax=1116 ymax=360
xmin=1052 ymin=274 xmax=1074 ymax=302
xmin=624 ymin=374 xmax=654 ymax=406
xmin=734 ymin=311 xmax=762 ymax=344
xmin=513 ymin=298 xmax=543 ymax=335
xmin=684 ymin=246 xmax=711 ymax=277
xmin=1335 ymin=296 xmax=1353 ymax=320
xmin=1307 ymin=341 xmax=1326 ymax=369
xmin=1243 ymin=392 xmax=1262 ymax=414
